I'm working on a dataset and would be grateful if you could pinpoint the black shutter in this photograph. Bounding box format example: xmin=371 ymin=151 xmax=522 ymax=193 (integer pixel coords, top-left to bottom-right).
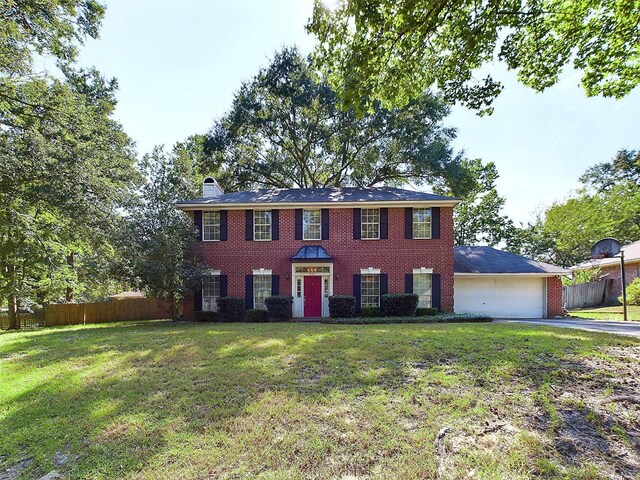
xmin=295 ymin=209 xmax=303 ymax=240
xmin=245 ymin=275 xmax=253 ymax=309
xmin=353 ymin=274 xmax=361 ymax=313
xmin=220 ymin=275 xmax=228 ymax=297
xmin=321 ymin=209 xmax=329 ymax=240
xmin=194 ymin=289 xmax=202 ymax=312
xmin=271 ymin=275 xmax=280 ymax=296
xmin=272 ymin=210 xmax=279 ymax=240
xmin=405 ymin=207 xmax=413 ymax=239
xmin=432 ymin=273 xmax=441 ymax=310
xmin=245 ymin=210 xmax=253 ymax=241
xmin=380 ymin=208 xmax=388 ymax=239
xmin=380 ymin=273 xmax=388 ymax=309
xmin=353 ymin=208 xmax=361 ymax=239
xmin=405 ymin=273 xmax=413 ymax=294
xmin=194 ymin=210 xmax=203 ymax=241
xmin=432 ymin=207 xmax=440 ymax=239
xmin=220 ymin=210 xmax=228 ymax=241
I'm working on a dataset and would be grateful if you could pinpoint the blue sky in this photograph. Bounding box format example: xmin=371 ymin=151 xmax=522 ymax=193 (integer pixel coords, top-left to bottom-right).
xmin=77 ymin=0 xmax=640 ymax=224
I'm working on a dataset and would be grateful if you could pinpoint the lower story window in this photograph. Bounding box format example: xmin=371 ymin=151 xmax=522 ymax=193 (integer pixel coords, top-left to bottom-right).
xmin=413 ymin=273 xmax=432 ymax=308
xmin=254 ymin=275 xmax=271 ymax=309
xmin=203 ymin=275 xmax=220 ymax=311
xmin=361 ymin=274 xmax=380 ymax=307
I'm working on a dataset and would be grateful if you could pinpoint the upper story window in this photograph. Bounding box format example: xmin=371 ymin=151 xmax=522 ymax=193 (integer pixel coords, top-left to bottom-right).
xmin=253 ymin=274 xmax=271 ymax=309
xmin=254 ymin=210 xmax=272 ymax=241
xmin=303 ymin=209 xmax=322 ymax=240
xmin=361 ymin=274 xmax=380 ymax=307
xmin=413 ymin=208 xmax=432 ymax=239
xmin=413 ymin=273 xmax=432 ymax=308
xmin=203 ymin=275 xmax=221 ymax=311
xmin=203 ymin=211 xmax=221 ymax=241
xmin=361 ymin=208 xmax=380 ymax=240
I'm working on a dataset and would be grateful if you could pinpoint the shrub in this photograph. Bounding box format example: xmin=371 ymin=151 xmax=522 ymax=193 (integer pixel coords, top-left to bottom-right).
xmin=217 ymin=297 xmax=245 ymax=322
xmin=360 ymin=306 xmax=381 ymax=317
xmin=246 ymin=309 xmax=268 ymax=322
xmin=621 ymin=278 xmax=640 ymax=305
xmin=381 ymin=293 xmax=419 ymax=317
xmin=193 ymin=311 xmax=222 ymax=322
xmin=329 ymin=295 xmax=355 ymax=318
xmin=416 ymin=307 xmax=438 ymax=316
xmin=265 ymin=295 xmax=293 ymax=321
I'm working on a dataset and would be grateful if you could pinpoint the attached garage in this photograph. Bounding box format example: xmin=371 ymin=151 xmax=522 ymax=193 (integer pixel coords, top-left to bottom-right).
xmin=454 ymin=247 xmax=569 ymax=319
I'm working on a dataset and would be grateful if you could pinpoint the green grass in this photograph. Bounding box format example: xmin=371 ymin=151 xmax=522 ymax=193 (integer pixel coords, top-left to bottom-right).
xmin=569 ymin=305 xmax=640 ymax=321
xmin=1 ymin=321 xmax=639 ymax=479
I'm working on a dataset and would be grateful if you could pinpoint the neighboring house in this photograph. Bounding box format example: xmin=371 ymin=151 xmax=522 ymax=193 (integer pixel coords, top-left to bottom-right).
xmin=177 ymin=179 xmax=566 ymax=319
xmin=572 ymin=240 xmax=640 ymax=303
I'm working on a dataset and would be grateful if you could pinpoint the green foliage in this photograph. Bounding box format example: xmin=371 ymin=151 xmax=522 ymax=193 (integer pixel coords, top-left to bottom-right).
xmin=360 ymin=307 xmax=381 ymax=318
xmin=328 ymin=295 xmax=355 ymax=318
xmin=116 ymin=148 xmax=206 ymax=320
xmin=217 ymin=297 xmax=245 ymax=322
xmin=308 ymin=0 xmax=640 ymax=114
xmin=246 ymin=309 xmax=268 ymax=323
xmin=508 ymin=149 xmax=640 ymax=267
xmin=416 ymin=307 xmax=438 ymax=317
xmin=621 ymin=278 xmax=640 ymax=306
xmin=204 ymin=47 xmax=469 ymax=195
xmin=563 ymin=268 xmax=603 ymax=287
xmin=436 ymin=158 xmax=515 ymax=246
xmin=264 ymin=296 xmax=293 ymax=321
xmin=381 ymin=293 xmax=418 ymax=317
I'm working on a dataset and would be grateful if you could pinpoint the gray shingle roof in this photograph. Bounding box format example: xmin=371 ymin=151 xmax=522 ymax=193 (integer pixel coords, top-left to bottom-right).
xmin=177 ymin=186 xmax=457 ymax=206
xmin=454 ymin=246 xmax=569 ymax=275
xmin=290 ymin=246 xmax=333 ymax=262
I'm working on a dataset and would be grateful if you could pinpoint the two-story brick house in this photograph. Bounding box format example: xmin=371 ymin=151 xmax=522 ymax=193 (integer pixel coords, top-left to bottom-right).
xmin=177 ymin=179 xmax=566 ymax=319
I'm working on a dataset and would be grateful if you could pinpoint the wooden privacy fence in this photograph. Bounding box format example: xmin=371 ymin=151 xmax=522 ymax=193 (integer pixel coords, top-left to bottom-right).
xmin=562 ymin=279 xmax=613 ymax=310
xmin=45 ymin=298 xmax=169 ymax=326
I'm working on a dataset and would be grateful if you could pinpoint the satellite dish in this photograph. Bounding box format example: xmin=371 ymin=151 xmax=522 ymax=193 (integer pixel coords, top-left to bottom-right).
xmin=591 ymin=238 xmax=621 ymax=259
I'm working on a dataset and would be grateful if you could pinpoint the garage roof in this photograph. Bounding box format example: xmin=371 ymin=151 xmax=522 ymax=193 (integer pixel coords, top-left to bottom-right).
xmin=454 ymin=246 xmax=569 ymax=275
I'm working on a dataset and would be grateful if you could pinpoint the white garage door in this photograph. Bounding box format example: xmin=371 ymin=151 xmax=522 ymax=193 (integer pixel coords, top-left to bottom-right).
xmin=454 ymin=276 xmax=546 ymax=318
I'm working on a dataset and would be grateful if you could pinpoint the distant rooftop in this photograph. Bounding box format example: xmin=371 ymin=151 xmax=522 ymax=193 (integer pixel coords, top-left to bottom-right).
xmin=177 ymin=186 xmax=458 ymax=207
xmin=454 ymin=246 xmax=569 ymax=275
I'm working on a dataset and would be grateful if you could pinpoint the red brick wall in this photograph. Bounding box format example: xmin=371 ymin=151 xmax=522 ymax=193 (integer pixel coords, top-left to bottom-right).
xmin=183 ymin=207 xmax=455 ymax=318
xmin=601 ymin=262 xmax=640 ymax=302
xmin=546 ymin=276 xmax=563 ymax=318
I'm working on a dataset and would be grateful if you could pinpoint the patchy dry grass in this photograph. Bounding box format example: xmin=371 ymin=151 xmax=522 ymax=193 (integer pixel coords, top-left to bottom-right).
xmin=1 ymin=321 xmax=639 ymax=479
xmin=570 ymin=305 xmax=640 ymax=321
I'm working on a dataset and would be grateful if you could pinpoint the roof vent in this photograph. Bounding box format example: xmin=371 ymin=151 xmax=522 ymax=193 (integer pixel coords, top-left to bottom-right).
xmin=203 ymin=177 xmax=224 ymax=197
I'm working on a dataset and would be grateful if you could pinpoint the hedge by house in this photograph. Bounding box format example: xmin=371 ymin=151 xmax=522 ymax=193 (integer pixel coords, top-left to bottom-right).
xmin=217 ymin=297 xmax=245 ymax=322
xmin=328 ymin=295 xmax=355 ymax=318
xmin=381 ymin=293 xmax=419 ymax=317
xmin=193 ymin=311 xmax=222 ymax=322
xmin=621 ymin=278 xmax=640 ymax=305
xmin=416 ymin=307 xmax=438 ymax=316
xmin=246 ymin=309 xmax=268 ymax=322
xmin=265 ymin=296 xmax=293 ymax=321
xmin=322 ymin=313 xmax=492 ymax=325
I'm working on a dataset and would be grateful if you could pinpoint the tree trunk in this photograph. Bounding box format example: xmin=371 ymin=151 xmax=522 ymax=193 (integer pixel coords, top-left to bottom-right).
xmin=65 ymin=252 xmax=75 ymax=302
xmin=6 ymin=264 xmax=19 ymax=330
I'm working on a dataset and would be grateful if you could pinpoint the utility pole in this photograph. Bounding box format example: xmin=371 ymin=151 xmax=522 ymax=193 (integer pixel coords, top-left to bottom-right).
xmin=620 ymin=250 xmax=628 ymax=321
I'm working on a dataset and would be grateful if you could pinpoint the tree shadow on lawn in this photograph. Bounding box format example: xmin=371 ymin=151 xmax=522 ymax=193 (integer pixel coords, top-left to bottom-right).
xmin=0 ymin=321 xmax=639 ymax=479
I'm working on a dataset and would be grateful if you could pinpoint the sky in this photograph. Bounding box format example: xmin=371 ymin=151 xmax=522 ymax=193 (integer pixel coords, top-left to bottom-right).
xmin=77 ymin=0 xmax=640 ymax=224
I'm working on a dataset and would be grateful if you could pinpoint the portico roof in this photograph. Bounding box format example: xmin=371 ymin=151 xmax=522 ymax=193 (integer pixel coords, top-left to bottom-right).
xmin=290 ymin=246 xmax=333 ymax=262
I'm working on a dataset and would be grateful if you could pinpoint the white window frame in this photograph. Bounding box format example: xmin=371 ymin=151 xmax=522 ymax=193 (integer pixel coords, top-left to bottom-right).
xmin=361 ymin=274 xmax=380 ymax=307
xmin=202 ymin=211 xmax=221 ymax=241
xmin=412 ymin=208 xmax=432 ymax=239
xmin=361 ymin=208 xmax=380 ymax=240
xmin=253 ymin=210 xmax=272 ymax=241
xmin=202 ymin=270 xmax=221 ymax=312
xmin=303 ymin=209 xmax=322 ymax=241
xmin=412 ymin=269 xmax=433 ymax=308
xmin=253 ymin=273 xmax=272 ymax=310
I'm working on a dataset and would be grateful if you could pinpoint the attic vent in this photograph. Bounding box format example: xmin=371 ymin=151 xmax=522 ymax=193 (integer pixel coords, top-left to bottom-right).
xmin=203 ymin=177 xmax=224 ymax=197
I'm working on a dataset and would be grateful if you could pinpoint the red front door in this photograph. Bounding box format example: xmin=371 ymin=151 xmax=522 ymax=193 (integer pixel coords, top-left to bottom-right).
xmin=304 ymin=276 xmax=322 ymax=317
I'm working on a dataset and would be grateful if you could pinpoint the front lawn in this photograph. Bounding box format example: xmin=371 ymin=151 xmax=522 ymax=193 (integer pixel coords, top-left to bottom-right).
xmin=1 ymin=321 xmax=639 ymax=479
xmin=570 ymin=305 xmax=640 ymax=321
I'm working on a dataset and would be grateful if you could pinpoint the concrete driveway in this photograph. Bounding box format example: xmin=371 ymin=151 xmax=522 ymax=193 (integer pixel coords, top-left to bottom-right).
xmin=497 ymin=318 xmax=640 ymax=338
